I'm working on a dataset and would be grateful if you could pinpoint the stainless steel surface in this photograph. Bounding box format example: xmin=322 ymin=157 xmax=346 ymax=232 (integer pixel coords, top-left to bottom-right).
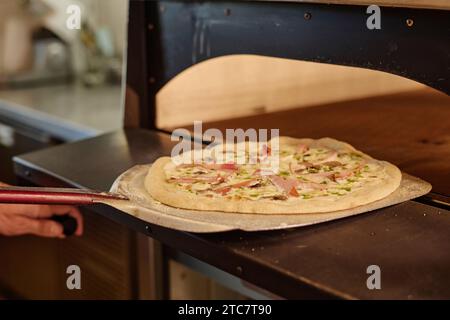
xmin=0 ymin=83 xmax=123 ymax=141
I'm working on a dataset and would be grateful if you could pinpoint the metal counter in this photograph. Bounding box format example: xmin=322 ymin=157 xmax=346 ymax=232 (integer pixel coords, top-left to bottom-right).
xmin=0 ymin=84 xmax=123 ymax=142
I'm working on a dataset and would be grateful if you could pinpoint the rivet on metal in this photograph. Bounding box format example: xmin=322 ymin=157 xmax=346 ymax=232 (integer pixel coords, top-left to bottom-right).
xmin=236 ymin=266 xmax=243 ymax=275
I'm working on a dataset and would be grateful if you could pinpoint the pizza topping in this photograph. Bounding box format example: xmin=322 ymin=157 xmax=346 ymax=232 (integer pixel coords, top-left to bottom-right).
xmin=315 ymin=151 xmax=338 ymax=164
xmin=166 ymin=141 xmax=385 ymax=201
xmin=268 ymin=175 xmax=298 ymax=195
xmin=271 ymin=194 xmax=289 ymax=200
xmin=289 ymin=187 xmax=300 ymax=197
xmin=321 ymin=161 xmax=343 ymax=168
xmin=297 ymin=144 xmax=309 ymax=153
xmin=334 ymin=169 xmax=354 ymax=180
xmin=213 ymin=186 xmax=232 ymax=195
xmin=191 ymin=183 xmax=212 ymax=191
xmin=262 ymin=144 xmax=272 ymax=156
xmin=191 ymin=167 xmax=209 ymax=174
xmin=202 ymin=163 xmax=238 ymax=171
xmin=298 ymin=172 xmax=334 ymax=183
xmin=212 ymin=179 xmax=260 ymax=195
xmin=333 ymin=160 xmax=368 ymax=181
xmin=170 ymin=174 xmax=224 ymax=184
xmin=289 ymin=161 xmax=313 ymax=173
xmin=297 ymin=181 xmax=326 ymax=191
xmin=218 ymin=163 xmax=239 ymax=171
xmin=176 ymin=163 xmax=237 ymax=172
xmin=229 ymin=179 xmax=260 ymax=188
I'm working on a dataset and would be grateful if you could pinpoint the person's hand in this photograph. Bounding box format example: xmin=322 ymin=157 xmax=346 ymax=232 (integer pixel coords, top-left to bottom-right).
xmin=0 ymin=204 xmax=83 ymax=238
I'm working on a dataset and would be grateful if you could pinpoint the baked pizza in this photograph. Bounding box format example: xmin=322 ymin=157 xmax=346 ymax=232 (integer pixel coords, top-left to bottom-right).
xmin=145 ymin=137 xmax=401 ymax=214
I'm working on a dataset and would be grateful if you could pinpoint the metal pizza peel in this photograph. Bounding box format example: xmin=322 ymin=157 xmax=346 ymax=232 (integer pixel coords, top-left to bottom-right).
xmin=0 ymin=164 xmax=432 ymax=233
xmin=102 ymin=164 xmax=432 ymax=233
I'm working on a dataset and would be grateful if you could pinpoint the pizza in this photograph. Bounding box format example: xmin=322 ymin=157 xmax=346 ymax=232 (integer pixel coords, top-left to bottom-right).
xmin=145 ymin=137 xmax=402 ymax=214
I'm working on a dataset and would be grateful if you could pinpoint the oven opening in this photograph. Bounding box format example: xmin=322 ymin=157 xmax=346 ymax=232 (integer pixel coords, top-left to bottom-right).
xmin=155 ymin=54 xmax=450 ymax=201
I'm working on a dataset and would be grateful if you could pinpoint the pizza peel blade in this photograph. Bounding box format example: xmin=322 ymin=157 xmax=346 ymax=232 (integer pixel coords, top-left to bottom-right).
xmin=97 ymin=165 xmax=432 ymax=233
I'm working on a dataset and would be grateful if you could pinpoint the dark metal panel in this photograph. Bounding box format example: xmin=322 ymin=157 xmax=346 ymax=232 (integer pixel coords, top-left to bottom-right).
xmin=153 ymin=1 xmax=449 ymax=93
xmin=125 ymin=1 xmax=151 ymax=129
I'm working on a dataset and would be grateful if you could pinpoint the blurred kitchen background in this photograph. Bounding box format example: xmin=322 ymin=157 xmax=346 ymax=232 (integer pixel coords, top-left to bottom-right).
xmin=0 ymin=0 xmax=132 ymax=299
xmin=0 ymin=0 xmax=128 ymax=184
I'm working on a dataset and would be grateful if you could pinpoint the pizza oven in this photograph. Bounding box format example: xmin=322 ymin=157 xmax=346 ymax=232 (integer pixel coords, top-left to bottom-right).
xmin=9 ymin=0 xmax=450 ymax=299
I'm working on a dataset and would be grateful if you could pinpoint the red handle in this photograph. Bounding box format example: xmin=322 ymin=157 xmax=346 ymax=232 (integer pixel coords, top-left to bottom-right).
xmin=0 ymin=187 xmax=127 ymax=205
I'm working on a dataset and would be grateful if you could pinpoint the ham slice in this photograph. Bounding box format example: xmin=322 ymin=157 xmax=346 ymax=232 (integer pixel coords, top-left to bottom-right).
xmin=316 ymin=151 xmax=338 ymax=164
xmin=218 ymin=163 xmax=238 ymax=171
xmin=171 ymin=177 xmax=199 ymax=183
xmin=177 ymin=163 xmax=238 ymax=171
xmin=297 ymin=144 xmax=309 ymax=153
xmin=298 ymin=172 xmax=333 ymax=184
xmin=296 ymin=181 xmax=325 ymax=191
xmin=268 ymin=176 xmax=322 ymax=196
xmin=252 ymin=168 xmax=261 ymax=176
xmin=171 ymin=174 xmax=224 ymax=184
xmin=269 ymin=175 xmax=323 ymax=194
xmin=268 ymin=175 xmax=299 ymax=196
xmin=204 ymin=163 xmax=238 ymax=172
xmin=334 ymin=170 xmax=353 ymax=179
xmin=261 ymin=144 xmax=272 ymax=156
xmin=332 ymin=161 xmax=367 ymax=180
xmin=230 ymin=179 xmax=259 ymax=188
xmin=289 ymin=161 xmax=313 ymax=173
xmin=213 ymin=186 xmax=231 ymax=195
xmin=213 ymin=179 xmax=259 ymax=195
xmin=321 ymin=161 xmax=342 ymax=167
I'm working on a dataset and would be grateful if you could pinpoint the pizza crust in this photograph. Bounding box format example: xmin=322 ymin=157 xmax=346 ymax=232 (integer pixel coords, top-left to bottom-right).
xmin=145 ymin=137 xmax=402 ymax=214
